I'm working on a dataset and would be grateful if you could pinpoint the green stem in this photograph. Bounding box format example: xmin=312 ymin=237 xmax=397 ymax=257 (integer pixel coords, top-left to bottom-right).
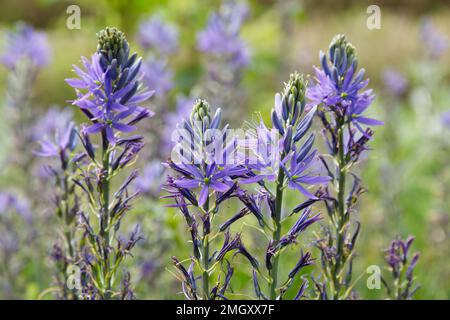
xmin=332 ymin=125 xmax=347 ymax=299
xmin=100 ymin=131 xmax=111 ymax=299
xmin=62 ymin=173 xmax=75 ymax=259
xmin=201 ymin=198 xmax=210 ymax=300
xmin=269 ymin=166 xmax=285 ymax=300
xmin=58 ymin=171 xmax=76 ymax=299
xmin=394 ymin=265 xmax=404 ymax=300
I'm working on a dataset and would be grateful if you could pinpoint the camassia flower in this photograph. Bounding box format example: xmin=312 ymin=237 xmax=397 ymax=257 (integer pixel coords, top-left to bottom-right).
xmin=165 ymin=99 xmax=253 ymax=300
xmin=34 ymin=120 xmax=77 ymax=159
xmin=137 ymin=15 xmax=179 ymax=55
xmin=167 ymin=99 xmax=247 ymax=206
xmin=307 ymin=35 xmax=383 ymax=134
xmin=64 ymin=27 xmax=153 ymax=300
xmin=383 ymin=236 xmax=420 ymax=300
xmin=172 ymin=163 xmax=245 ymax=207
xmin=197 ymin=0 xmax=250 ymax=70
xmin=34 ymin=109 xmax=83 ymax=300
xmin=306 ymin=35 xmax=385 ymax=300
xmin=282 ymin=148 xmax=330 ymax=199
xmin=0 ymin=22 xmax=51 ymax=70
xmin=66 ymin=27 xmax=154 ymax=144
xmin=233 ymin=73 xmax=327 ymax=300
xmin=243 ymin=73 xmax=330 ymax=198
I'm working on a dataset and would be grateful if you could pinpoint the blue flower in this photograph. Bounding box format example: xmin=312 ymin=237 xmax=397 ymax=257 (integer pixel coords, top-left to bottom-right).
xmin=197 ymin=0 xmax=250 ymax=70
xmin=0 ymin=22 xmax=51 ymax=70
xmin=172 ymin=163 xmax=246 ymax=207
xmin=282 ymin=147 xmax=330 ymax=199
xmin=239 ymin=121 xmax=281 ymax=184
xmin=65 ymin=28 xmax=154 ymax=144
xmin=382 ymin=69 xmax=408 ymax=97
xmin=307 ymin=35 xmax=383 ymax=134
xmin=137 ymin=15 xmax=179 ymax=55
xmin=167 ymin=99 xmax=248 ymax=207
xmin=243 ymin=73 xmax=329 ymax=197
xmin=142 ymin=56 xmax=174 ymax=97
xmin=34 ymin=119 xmax=77 ymax=159
xmin=420 ymin=18 xmax=449 ymax=59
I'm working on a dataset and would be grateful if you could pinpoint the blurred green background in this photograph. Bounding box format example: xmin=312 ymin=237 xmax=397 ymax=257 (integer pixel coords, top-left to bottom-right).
xmin=0 ymin=0 xmax=449 ymax=299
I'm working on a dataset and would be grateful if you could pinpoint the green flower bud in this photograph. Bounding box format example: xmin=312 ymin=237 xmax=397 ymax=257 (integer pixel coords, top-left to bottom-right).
xmin=190 ymin=99 xmax=211 ymax=127
xmin=282 ymin=72 xmax=307 ymax=125
xmin=329 ymin=34 xmax=357 ymax=66
xmin=97 ymin=27 xmax=129 ymax=63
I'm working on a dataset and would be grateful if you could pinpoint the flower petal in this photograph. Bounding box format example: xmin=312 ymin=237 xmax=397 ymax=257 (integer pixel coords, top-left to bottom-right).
xmin=198 ymin=185 xmax=209 ymax=207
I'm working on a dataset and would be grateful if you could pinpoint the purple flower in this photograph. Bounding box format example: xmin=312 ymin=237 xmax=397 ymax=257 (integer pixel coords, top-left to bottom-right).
xmin=197 ymin=0 xmax=250 ymax=70
xmin=280 ymin=209 xmax=321 ymax=246
xmin=65 ymin=28 xmax=154 ymax=144
xmin=34 ymin=121 xmax=77 ymax=158
xmin=137 ymin=15 xmax=179 ymax=54
xmin=386 ymin=236 xmax=415 ymax=272
xmin=420 ymin=18 xmax=449 ymax=59
xmin=30 ymin=107 xmax=74 ymax=141
xmin=441 ymin=111 xmax=450 ymax=127
xmin=0 ymin=22 xmax=51 ymax=70
xmin=0 ymin=192 xmax=32 ymax=223
xmin=239 ymin=121 xmax=281 ymax=184
xmin=382 ymin=69 xmax=408 ymax=97
xmin=142 ymin=57 xmax=174 ymax=97
xmin=172 ymin=163 xmax=245 ymax=207
xmin=288 ymin=251 xmax=313 ymax=280
xmin=243 ymin=73 xmax=330 ymax=197
xmin=167 ymin=99 xmax=248 ymax=206
xmin=384 ymin=235 xmax=421 ymax=299
xmin=32 ymin=107 xmax=78 ymax=162
xmin=307 ymin=35 xmax=383 ymax=134
xmin=282 ymin=148 xmax=330 ymax=199
xmin=134 ymin=161 xmax=165 ymax=197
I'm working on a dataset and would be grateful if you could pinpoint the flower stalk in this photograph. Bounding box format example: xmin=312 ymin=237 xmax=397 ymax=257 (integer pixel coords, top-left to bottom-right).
xmin=65 ymin=27 xmax=153 ymax=299
xmin=236 ymin=73 xmax=329 ymax=300
xmin=269 ymin=166 xmax=285 ymax=299
xmin=307 ymin=34 xmax=384 ymax=299
xmin=166 ymin=99 xmax=255 ymax=300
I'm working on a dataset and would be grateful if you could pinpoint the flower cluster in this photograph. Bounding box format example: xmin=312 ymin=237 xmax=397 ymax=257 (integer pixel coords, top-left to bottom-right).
xmin=382 ymin=69 xmax=408 ymax=97
xmin=137 ymin=15 xmax=179 ymax=55
xmin=306 ymin=35 xmax=383 ymax=299
xmin=64 ymin=27 xmax=153 ymax=299
xmin=34 ymin=109 xmax=84 ymax=299
xmin=234 ymin=73 xmax=329 ymax=300
xmin=382 ymin=236 xmax=420 ymax=299
xmin=420 ymin=18 xmax=449 ymax=60
xmin=165 ymin=100 xmax=256 ymax=299
xmin=196 ymin=0 xmax=251 ymax=124
xmin=0 ymin=22 xmax=51 ymax=70
xmin=66 ymin=27 xmax=153 ymax=145
xmin=307 ymin=35 xmax=382 ymax=137
xmin=1 ymin=23 xmax=52 ymax=176
xmin=197 ymin=0 xmax=250 ymax=71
